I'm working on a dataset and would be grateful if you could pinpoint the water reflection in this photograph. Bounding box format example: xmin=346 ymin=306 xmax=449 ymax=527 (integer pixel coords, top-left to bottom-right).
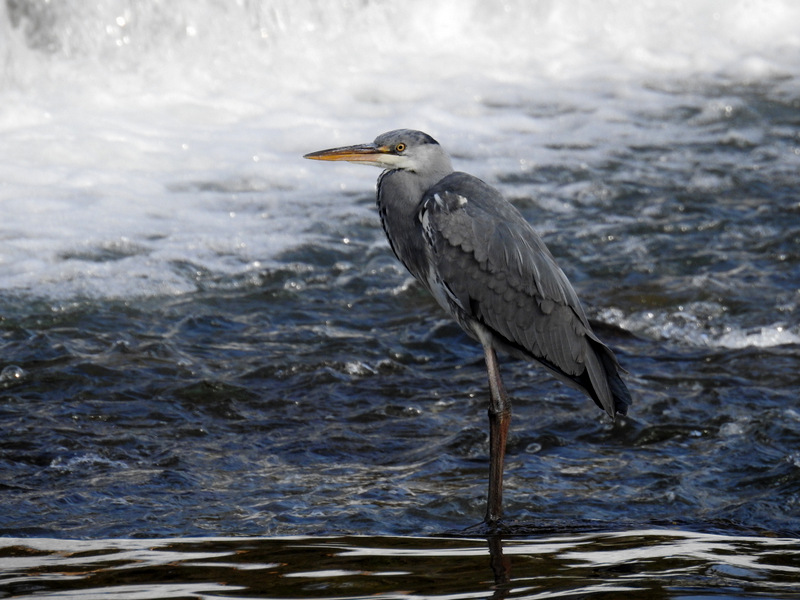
xmin=2 ymin=529 xmax=798 ymax=599
xmin=488 ymin=535 xmax=512 ymax=598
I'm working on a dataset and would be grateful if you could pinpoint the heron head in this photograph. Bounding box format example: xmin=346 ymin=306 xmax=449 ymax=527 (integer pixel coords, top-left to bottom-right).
xmin=304 ymin=129 xmax=451 ymax=174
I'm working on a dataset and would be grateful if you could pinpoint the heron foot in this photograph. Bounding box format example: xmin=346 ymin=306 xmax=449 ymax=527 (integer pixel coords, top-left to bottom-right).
xmin=459 ymin=517 xmax=513 ymax=538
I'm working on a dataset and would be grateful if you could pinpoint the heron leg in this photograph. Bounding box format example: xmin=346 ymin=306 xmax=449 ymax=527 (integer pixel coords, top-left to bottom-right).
xmin=483 ymin=344 xmax=511 ymax=525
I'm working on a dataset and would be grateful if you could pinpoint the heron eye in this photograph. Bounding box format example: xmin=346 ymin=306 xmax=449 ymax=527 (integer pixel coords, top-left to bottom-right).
xmin=395 ymin=143 xmax=406 ymax=153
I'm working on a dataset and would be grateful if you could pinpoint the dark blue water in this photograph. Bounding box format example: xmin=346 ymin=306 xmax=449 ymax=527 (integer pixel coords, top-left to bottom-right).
xmin=2 ymin=79 xmax=799 ymax=542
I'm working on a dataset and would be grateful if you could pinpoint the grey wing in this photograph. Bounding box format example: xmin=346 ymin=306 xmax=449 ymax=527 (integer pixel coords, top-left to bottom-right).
xmin=418 ymin=172 xmax=628 ymax=417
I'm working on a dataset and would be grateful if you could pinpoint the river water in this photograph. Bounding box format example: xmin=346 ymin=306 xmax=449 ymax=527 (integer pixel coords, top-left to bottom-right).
xmin=2 ymin=531 xmax=800 ymax=599
xmin=1 ymin=1 xmax=799 ymax=598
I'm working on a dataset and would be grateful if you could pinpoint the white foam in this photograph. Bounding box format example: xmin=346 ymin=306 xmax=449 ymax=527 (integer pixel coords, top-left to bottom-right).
xmin=599 ymin=306 xmax=800 ymax=350
xmin=49 ymin=453 xmax=129 ymax=473
xmin=1 ymin=0 xmax=799 ymax=299
xmin=715 ymin=324 xmax=800 ymax=349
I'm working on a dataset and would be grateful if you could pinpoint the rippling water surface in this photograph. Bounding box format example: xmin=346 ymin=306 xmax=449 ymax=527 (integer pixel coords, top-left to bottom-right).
xmin=1 ymin=0 xmax=800 ymax=597
xmin=3 ymin=531 xmax=800 ymax=599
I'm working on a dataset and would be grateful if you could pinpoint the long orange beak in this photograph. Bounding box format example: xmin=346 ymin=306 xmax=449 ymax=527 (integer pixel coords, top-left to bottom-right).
xmin=303 ymin=143 xmax=393 ymax=167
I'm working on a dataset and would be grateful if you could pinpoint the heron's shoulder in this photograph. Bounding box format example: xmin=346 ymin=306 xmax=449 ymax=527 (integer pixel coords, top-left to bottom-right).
xmin=422 ymin=171 xmax=525 ymax=227
xmin=428 ymin=171 xmax=500 ymax=201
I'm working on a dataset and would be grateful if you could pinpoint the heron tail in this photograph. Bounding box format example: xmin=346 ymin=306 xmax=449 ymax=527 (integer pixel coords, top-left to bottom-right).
xmin=597 ymin=346 xmax=631 ymax=417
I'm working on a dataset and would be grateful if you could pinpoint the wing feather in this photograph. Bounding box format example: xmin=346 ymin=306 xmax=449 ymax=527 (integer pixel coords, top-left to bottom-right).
xmin=417 ymin=171 xmax=628 ymax=416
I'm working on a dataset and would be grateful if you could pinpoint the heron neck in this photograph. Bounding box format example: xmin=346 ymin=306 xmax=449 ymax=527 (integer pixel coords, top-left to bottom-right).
xmin=382 ymin=162 xmax=452 ymax=199
xmin=376 ymin=167 xmax=448 ymax=282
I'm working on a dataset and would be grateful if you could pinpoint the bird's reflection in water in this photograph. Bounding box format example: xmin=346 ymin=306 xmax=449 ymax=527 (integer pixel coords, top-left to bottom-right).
xmin=487 ymin=535 xmax=512 ymax=598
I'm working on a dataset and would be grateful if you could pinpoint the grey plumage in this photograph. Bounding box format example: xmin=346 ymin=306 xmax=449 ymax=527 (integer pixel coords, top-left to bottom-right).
xmin=304 ymin=128 xmax=631 ymax=525
xmin=371 ymin=131 xmax=630 ymax=417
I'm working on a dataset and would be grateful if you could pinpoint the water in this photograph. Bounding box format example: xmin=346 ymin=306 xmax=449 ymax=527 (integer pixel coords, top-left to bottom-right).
xmin=2 ymin=531 xmax=800 ymax=599
xmin=1 ymin=0 xmax=800 ymax=597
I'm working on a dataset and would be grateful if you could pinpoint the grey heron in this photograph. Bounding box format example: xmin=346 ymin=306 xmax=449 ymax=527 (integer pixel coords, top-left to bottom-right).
xmin=304 ymin=129 xmax=631 ymax=526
